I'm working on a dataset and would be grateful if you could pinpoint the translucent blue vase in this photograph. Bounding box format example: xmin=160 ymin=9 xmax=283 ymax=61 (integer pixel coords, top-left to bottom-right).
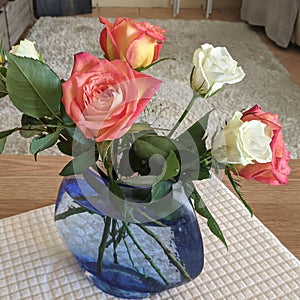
xmin=54 ymin=170 xmax=204 ymax=299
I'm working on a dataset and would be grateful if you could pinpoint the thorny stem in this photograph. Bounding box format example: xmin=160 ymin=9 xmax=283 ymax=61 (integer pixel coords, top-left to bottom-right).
xmin=167 ymin=93 xmax=199 ymax=138
xmin=54 ymin=206 xmax=94 ymax=221
xmin=105 ymin=225 xmax=123 ymax=247
xmin=111 ymin=219 xmax=119 ymax=264
xmin=55 ymin=203 xmax=192 ymax=282
xmin=96 ymin=216 xmax=112 ymax=275
xmin=123 ymin=222 xmax=169 ymax=285
xmin=137 ymin=224 xmax=193 ymax=281
xmin=108 ymin=224 xmax=126 ymax=248
xmin=135 ymin=208 xmax=166 ymax=227
xmin=123 ymin=233 xmax=144 ymax=276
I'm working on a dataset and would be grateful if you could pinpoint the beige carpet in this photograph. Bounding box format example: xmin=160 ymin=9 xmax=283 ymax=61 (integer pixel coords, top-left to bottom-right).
xmin=1 ymin=17 xmax=300 ymax=158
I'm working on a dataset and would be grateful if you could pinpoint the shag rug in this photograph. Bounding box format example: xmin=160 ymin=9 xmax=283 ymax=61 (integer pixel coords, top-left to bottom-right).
xmin=1 ymin=17 xmax=300 ymax=158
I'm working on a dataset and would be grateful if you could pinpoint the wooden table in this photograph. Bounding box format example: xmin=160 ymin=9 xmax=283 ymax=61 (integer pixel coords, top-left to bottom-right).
xmin=0 ymin=155 xmax=299 ymax=259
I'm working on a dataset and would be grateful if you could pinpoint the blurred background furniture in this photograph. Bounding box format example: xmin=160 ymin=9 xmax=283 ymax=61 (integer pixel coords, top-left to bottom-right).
xmin=202 ymin=0 xmax=213 ymax=18
xmin=0 ymin=0 xmax=35 ymax=50
xmin=292 ymin=7 xmax=300 ymax=46
xmin=241 ymin=0 xmax=300 ymax=47
xmin=0 ymin=0 xmax=9 ymax=50
xmin=35 ymin=0 xmax=92 ymax=17
xmin=173 ymin=0 xmax=180 ymax=17
xmin=173 ymin=0 xmax=213 ymax=18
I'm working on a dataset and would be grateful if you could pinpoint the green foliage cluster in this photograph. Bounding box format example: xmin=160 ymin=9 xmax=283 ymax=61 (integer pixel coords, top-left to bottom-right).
xmin=0 ymin=50 xmax=250 ymax=248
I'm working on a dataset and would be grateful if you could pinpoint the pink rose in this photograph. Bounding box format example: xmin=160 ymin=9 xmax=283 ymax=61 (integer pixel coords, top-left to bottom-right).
xmin=62 ymin=52 xmax=162 ymax=142
xmin=99 ymin=17 xmax=166 ymax=69
xmin=236 ymin=105 xmax=290 ymax=185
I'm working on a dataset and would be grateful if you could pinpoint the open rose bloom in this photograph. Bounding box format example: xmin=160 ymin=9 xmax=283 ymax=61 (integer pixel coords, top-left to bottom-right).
xmin=236 ymin=105 xmax=291 ymax=185
xmin=99 ymin=17 xmax=166 ymax=69
xmin=62 ymin=52 xmax=162 ymax=142
xmin=213 ymin=105 xmax=290 ymax=185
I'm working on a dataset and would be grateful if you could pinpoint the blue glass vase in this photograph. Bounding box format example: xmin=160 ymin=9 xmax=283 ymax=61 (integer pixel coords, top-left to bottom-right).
xmin=54 ymin=170 xmax=204 ymax=299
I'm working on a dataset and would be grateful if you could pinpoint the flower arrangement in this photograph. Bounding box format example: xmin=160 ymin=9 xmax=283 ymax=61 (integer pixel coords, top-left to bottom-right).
xmin=0 ymin=17 xmax=291 ymax=295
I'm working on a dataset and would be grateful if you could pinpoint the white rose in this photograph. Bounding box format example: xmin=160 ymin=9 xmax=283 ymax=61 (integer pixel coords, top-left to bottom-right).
xmin=191 ymin=43 xmax=245 ymax=97
xmin=213 ymin=111 xmax=272 ymax=166
xmin=237 ymin=119 xmax=273 ymax=165
xmin=10 ymin=39 xmax=39 ymax=60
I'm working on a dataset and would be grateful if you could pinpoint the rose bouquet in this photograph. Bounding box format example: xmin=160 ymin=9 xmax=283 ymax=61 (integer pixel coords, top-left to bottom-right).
xmin=0 ymin=17 xmax=291 ymax=298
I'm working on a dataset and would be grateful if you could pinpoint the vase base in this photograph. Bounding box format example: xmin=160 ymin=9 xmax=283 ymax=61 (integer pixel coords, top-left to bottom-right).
xmin=84 ymin=270 xmax=161 ymax=299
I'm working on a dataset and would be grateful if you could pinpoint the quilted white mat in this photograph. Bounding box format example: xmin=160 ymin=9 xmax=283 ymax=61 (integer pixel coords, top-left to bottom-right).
xmin=0 ymin=176 xmax=299 ymax=300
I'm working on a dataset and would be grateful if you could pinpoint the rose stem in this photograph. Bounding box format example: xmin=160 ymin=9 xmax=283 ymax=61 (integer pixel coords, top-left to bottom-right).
xmin=111 ymin=219 xmax=119 ymax=264
xmin=122 ymin=233 xmax=145 ymax=276
xmin=135 ymin=208 xmax=166 ymax=227
xmin=54 ymin=206 xmax=95 ymax=221
xmin=106 ymin=224 xmax=125 ymax=248
xmin=137 ymin=224 xmax=192 ymax=281
xmin=123 ymin=222 xmax=169 ymax=285
xmin=167 ymin=92 xmax=199 ymax=138
xmin=96 ymin=216 xmax=112 ymax=275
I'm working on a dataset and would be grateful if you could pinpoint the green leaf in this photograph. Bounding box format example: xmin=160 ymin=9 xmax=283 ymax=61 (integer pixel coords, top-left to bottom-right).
xmin=0 ymin=137 xmax=6 ymax=154
xmin=177 ymin=110 xmax=212 ymax=155
xmin=176 ymin=111 xmax=212 ymax=181
xmin=20 ymin=114 xmax=44 ymax=138
xmin=0 ymin=66 xmax=7 ymax=76
xmin=97 ymin=140 xmax=113 ymax=162
xmin=21 ymin=114 xmax=40 ymax=126
xmin=6 ymin=53 xmax=62 ymax=118
xmin=104 ymin=163 xmax=126 ymax=216
xmin=117 ymin=175 xmax=157 ymax=187
xmin=0 ymin=128 xmax=19 ymax=154
xmin=109 ymin=176 xmax=126 ymax=214
xmin=177 ymin=149 xmax=200 ymax=182
xmin=59 ymin=149 xmax=97 ymax=176
xmin=131 ymin=137 xmax=167 ymax=160
xmin=0 ymin=128 xmax=18 ymax=139
xmin=157 ymin=150 xmax=180 ymax=181
xmin=225 ymin=165 xmax=253 ymax=216
xmin=20 ymin=126 xmax=42 ymax=138
xmin=145 ymin=135 xmax=178 ymax=153
xmin=0 ymin=77 xmax=7 ymax=98
xmin=129 ymin=134 xmax=180 ymax=178
xmin=29 ymin=129 xmax=61 ymax=155
xmin=57 ymin=141 xmax=73 ymax=156
xmin=0 ymin=42 xmax=5 ymax=60
xmin=151 ymin=180 xmax=173 ymax=202
xmin=60 ymin=104 xmax=75 ymax=126
xmin=127 ymin=122 xmax=153 ymax=134
xmin=66 ymin=127 xmax=94 ymax=157
xmin=191 ymin=187 xmax=228 ymax=249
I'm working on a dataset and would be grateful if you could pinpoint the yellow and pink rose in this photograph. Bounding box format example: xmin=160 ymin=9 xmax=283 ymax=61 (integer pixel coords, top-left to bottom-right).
xmin=99 ymin=17 xmax=166 ymax=69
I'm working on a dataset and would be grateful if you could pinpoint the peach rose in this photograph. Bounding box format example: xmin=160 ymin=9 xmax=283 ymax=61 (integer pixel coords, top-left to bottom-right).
xmin=99 ymin=17 xmax=166 ymax=69
xmin=236 ymin=105 xmax=290 ymax=185
xmin=62 ymin=52 xmax=162 ymax=142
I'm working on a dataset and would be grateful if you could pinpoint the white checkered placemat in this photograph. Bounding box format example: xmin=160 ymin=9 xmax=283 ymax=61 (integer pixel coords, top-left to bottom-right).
xmin=0 ymin=175 xmax=299 ymax=299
